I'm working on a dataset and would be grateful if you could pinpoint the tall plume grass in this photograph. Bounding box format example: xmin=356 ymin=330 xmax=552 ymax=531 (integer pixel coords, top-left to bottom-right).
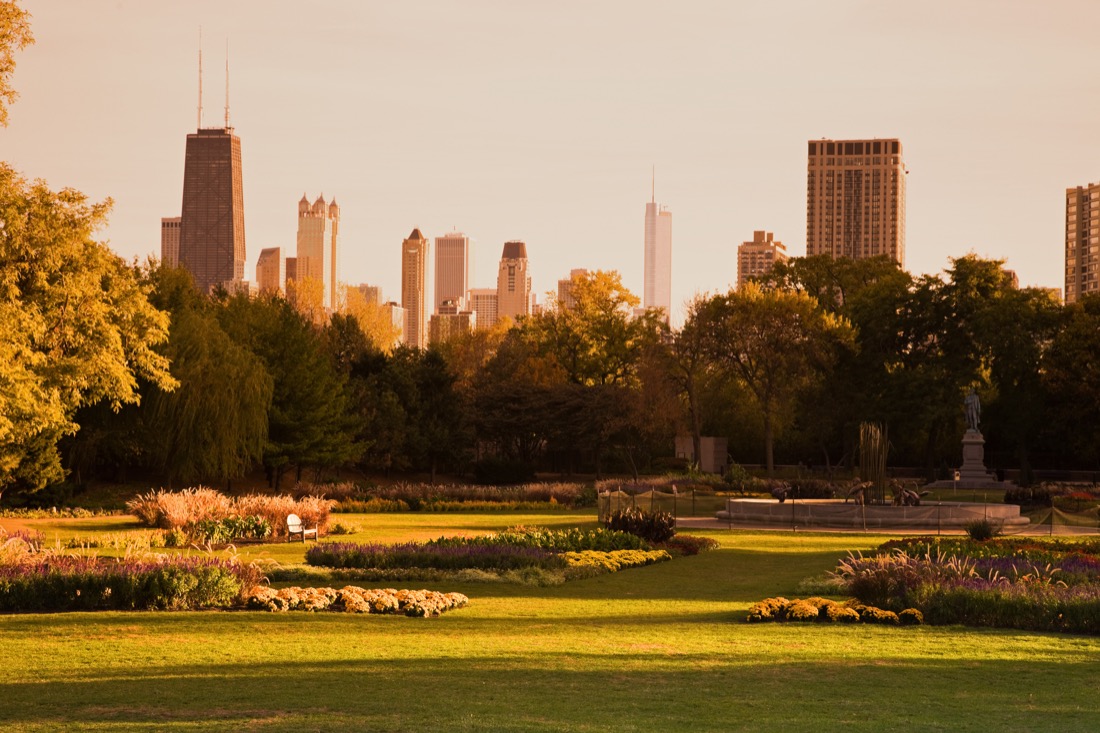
xmin=127 ymin=488 xmax=335 ymax=538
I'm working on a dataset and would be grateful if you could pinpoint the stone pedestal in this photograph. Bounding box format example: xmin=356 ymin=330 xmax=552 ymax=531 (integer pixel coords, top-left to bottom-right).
xmin=959 ymin=429 xmax=994 ymax=482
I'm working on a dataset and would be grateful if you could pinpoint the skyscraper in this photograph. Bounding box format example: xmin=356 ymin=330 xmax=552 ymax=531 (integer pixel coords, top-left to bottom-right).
xmin=160 ymin=217 xmax=181 ymax=267
xmin=296 ymin=194 xmax=340 ymax=312
xmin=806 ymin=138 xmax=906 ymax=266
xmin=557 ymin=268 xmax=588 ymax=310
xmin=496 ymin=240 xmax=531 ymax=322
xmin=1066 ymin=182 xmax=1100 ymax=304
xmin=737 ymin=231 xmax=788 ymax=289
xmin=434 ymin=231 xmax=471 ymax=314
xmin=401 ymin=228 xmax=430 ymax=348
xmin=178 ymin=127 xmax=246 ymax=292
xmin=468 ymin=288 xmax=498 ymax=330
xmin=644 ymin=178 xmax=672 ymax=322
xmin=256 ymin=247 xmax=283 ymax=293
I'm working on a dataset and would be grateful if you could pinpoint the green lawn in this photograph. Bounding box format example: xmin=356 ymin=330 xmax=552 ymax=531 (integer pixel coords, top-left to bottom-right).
xmin=2 ymin=514 xmax=1100 ymax=731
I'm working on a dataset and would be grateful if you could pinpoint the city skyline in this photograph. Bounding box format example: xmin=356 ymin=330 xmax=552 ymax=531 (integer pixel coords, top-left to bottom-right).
xmin=6 ymin=2 xmax=1100 ymax=323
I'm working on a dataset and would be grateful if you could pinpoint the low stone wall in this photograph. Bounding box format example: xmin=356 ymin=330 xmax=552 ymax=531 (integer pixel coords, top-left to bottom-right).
xmin=716 ymin=498 xmax=1030 ymax=529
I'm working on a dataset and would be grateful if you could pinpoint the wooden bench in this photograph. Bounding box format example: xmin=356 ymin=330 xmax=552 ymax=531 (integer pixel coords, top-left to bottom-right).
xmin=286 ymin=513 xmax=318 ymax=542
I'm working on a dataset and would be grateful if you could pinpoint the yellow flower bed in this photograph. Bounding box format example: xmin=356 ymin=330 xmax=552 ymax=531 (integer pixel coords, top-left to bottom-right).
xmin=561 ymin=549 xmax=671 ymax=572
xmin=246 ymin=585 xmax=468 ymax=617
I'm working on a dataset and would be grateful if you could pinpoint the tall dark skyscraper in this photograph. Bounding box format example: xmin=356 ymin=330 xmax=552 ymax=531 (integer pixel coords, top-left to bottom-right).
xmin=178 ymin=127 xmax=246 ymax=292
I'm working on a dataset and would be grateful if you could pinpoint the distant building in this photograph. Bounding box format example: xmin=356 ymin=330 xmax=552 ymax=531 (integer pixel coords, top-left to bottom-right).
xmin=497 ymin=240 xmax=531 ymax=322
xmin=468 ymin=288 xmax=498 ymax=329
xmin=401 ymin=228 xmax=430 ymax=348
xmin=430 ymin=308 xmax=476 ymax=344
xmin=381 ymin=301 xmax=407 ymax=349
xmin=160 ymin=217 xmax=181 ymax=268
xmin=285 ymin=257 xmax=297 ymax=284
xmin=179 ymin=127 xmax=246 ymax=292
xmin=1066 ymin=182 xmax=1100 ymax=304
xmin=557 ymin=268 xmax=588 ymax=310
xmin=256 ymin=247 xmax=283 ymax=293
xmin=435 ymin=231 xmax=470 ymax=314
xmin=806 ymin=138 xmax=906 ymax=266
xmin=644 ymin=185 xmax=673 ymax=322
xmin=296 ymin=194 xmax=340 ymax=312
xmin=737 ymin=231 xmax=788 ymax=289
xmin=356 ymin=284 xmax=382 ymax=305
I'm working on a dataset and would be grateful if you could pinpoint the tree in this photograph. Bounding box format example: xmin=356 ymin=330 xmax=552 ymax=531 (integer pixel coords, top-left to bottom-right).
xmin=341 ymin=285 xmax=401 ymax=354
xmin=691 ymin=282 xmax=854 ymax=474
xmin=0 ymin=166 xmax=175 ymax=494
xmin=0 ymin=1 xmax=32 ymax=127
xmin=217 ymin=293 xmax=360 ymax=488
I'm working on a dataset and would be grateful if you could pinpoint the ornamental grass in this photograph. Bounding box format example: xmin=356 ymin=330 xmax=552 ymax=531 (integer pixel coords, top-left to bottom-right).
xmin=127 ymin=488 xmax=335 ymax=539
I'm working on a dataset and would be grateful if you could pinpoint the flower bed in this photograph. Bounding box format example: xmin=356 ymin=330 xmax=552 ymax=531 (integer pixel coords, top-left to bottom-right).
xmin=833 ymin=537 xmax=1100 ymax=634
xmin=306 ymin=541 xmax=566 ymax=572
xmin=245 ymin=585 xmax=468 ymax=617
xmin=0 ymin=553 xmax=262 ymax=612
xmin=746 ymin=596 xmax=923 ymax=625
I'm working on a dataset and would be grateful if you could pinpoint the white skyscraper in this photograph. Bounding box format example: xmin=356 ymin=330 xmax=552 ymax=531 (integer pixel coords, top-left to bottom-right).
xmin=644 ymin=174 xmax=672 ymax=321
xmin=434 ymin=231 xmax=471 ymax=313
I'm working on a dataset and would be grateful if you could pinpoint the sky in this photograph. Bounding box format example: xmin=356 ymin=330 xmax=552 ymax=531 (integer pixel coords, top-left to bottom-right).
xmin=5 ymin=1 xmax=1100 ymax=324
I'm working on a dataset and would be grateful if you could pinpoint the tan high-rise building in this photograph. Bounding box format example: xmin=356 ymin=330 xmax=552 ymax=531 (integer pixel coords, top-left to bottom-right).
xmin=285 ymin=257 xmax=297 ymax=284
xmin=468 ymin=288 xmax=498 ymax=330
xmin=381 ymin=302 xmax=407 ymax=350
xmin=737 ymin=231 xmax=788 ymax=289
xmin=401 ymin=228 xmax=430 ymax=348
xmin=430 ymin=307 xmax=476 ymax=344
xmin=179 ymin=127 xmax=246 ymax=292
xmin=557 ymin=268 xmax=588 ymax=310
xmin=296 ymin=194 xmax=340 ymax=313
xmin=434 ymin=231 xmax=470 ymax=314
xmin=1066 ymin=182 xmax=1100 ymax=304
xmin=644 ymin=188 xmax=673 ymax=322
xmin=356 ymin=284 xmax=382 ymax=305
xmin=160 ymin=217 xmax=181 ymax=267
xmin=806 ymin=138 xmax=906 ymax=267
xmin=496 ymin=240 xmax=531 ymax=322
xmin=256 ymin=247 xmax=284 ymax=293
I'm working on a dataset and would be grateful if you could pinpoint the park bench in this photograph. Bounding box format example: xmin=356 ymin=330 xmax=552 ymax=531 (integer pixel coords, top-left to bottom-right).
xmin=286 ymin=513 xmax=318 ymax=542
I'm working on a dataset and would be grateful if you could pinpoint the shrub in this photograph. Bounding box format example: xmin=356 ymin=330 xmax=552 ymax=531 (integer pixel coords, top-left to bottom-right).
xmin=605 ymin=508 xmax=676 ymax=544
xmin=0 ymin=554 xmax=262 ymax=612
xmin=189 ymin=516 xmax=272 ymax=545
xmin=334 ymin=498 xmax=410 ymax=513
xmin=290 ymin=482 xmax=359 ymax=502
xmin=899 ymin=608 xmax=924 ymax=625
xmin=785 ymin=600 xmax=821 ymax=622
xmin=481 ymin=525 xmax=649 ymax=552
xmin=245 ymin=585 xmax=468 ymax=617
xmin=129 ymin=489 xmax=335 ymax=540
xmin=825 ymin=604 xmax=861 ymax=623
xmin=560 ymin=549 xmax=671 ymax=573
xmin=746 ymin=597 xmax=790 ymax=622
xmin=659 ymin=534 xmax=720 ymax=556
xmin=965 ymin=518 xmax=1002 ymax=541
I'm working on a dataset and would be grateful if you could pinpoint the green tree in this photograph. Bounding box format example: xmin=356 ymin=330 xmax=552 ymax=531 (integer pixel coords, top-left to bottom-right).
xmin=217 ymin=293 xmax=360 ymax=488
xmin=0 ymin=166 xmax=175 ymax=494
xmin=691 ymin=282 xmax=854 ymax=474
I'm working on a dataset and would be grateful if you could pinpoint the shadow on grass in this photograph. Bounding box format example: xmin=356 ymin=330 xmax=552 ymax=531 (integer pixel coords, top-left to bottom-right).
xmin=2 ymin=649 xmax=1099 ymax=732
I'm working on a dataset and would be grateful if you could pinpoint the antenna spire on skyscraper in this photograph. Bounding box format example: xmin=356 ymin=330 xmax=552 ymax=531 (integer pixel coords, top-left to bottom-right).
xmin=197 ymin=27 xmax=203 ymax=129
xmin=224 ymin=39 xmax=230 ymax=129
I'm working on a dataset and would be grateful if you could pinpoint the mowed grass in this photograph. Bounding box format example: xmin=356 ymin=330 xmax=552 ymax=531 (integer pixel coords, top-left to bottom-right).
xmin=2 ymin=514 xmax=1100 ymax=731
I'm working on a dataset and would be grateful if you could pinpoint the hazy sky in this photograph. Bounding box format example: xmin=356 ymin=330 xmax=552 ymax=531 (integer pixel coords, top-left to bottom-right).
xmin=5 ymin=1 xmax=1100 ymax=323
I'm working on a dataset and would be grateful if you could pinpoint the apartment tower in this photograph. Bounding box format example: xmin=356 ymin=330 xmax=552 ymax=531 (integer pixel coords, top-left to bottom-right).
xmin=737 ymin=231 xmax=788 ymax=289
xmin=296 ymin=194 xmax=340 ymax=312
xmin=160 ymin=217 xmax=181 ymax=267
xmin=178 ymin=127 xmax=246 ymax=292
xmin=434 ymin=231 xmax=471 ymax=314
xmin=806 ymin=138 xmax=906 ymax=267
xmin=401 ymin=228 xmax=430 ymax=348
xmin=1066 ymin=182 xmax=1100 ymax=304
xmin=496 ymin=240 xmax=531 ymax=322
xmin=468 ymin=288 xmax=498 ymax=330
xmin=255 ymin=247 xmax=283 ymax=293
xmin=557 ymin=268 xmax=588 ymax=310
xmin=644 ymin=178 xmax=673 ymax=321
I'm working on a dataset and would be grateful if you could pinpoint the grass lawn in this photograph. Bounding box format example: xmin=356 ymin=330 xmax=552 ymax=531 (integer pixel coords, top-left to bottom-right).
xmin=2 ymin=513 xmax=1100 ymax=731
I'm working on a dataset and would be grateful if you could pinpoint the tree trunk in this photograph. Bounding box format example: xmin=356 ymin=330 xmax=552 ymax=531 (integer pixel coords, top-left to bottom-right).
xmin=688 ymin=381 xmax=703 ymax=472
xmin=764 ymin=412 xmax=775 ymax=476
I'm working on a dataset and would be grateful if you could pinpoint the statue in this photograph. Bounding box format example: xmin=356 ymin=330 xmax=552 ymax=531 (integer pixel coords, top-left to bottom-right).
xmin=964 ymin=388 xmax=981 ymax=432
